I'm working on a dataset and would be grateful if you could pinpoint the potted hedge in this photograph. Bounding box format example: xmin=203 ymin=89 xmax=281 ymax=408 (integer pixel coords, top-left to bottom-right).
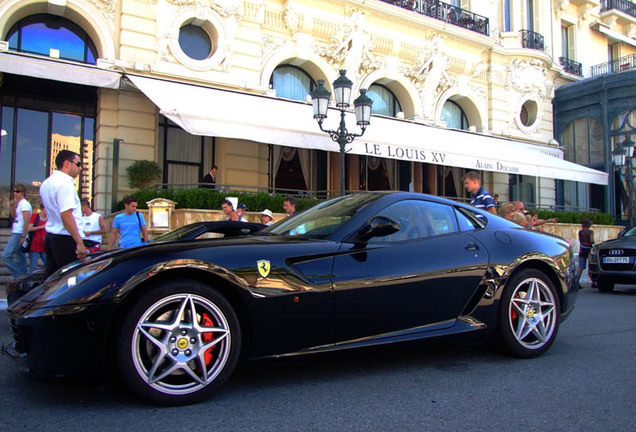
xmin=126 ymin=160 xmax=162 ymax=190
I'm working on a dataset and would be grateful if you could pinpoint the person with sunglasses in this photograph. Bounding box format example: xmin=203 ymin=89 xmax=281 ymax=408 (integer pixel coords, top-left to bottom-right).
xmin=39 ymin=149 xmax=87 ymax=277
xmin=1 ymin=183 xmax=32 ymax=278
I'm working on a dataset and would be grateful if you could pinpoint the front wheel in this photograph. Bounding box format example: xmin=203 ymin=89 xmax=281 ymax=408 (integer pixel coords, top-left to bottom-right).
xmin=497 ymin=269 xmax=560 ymax=358
xmin=597 ymin=280 xmax=615 ymax=293
xmin=116 ymin=280 xmax=241 ymax=405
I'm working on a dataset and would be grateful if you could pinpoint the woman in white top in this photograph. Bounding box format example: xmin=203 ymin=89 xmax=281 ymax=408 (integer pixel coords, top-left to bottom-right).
xmin=2 ymin=183 xmax=32 ymax=278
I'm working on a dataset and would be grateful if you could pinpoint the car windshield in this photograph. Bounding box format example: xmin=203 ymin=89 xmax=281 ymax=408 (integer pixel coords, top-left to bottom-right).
xmin=151 ymin=224 xmax=202 ymax=243
xmin=263 ymin=193 xmax=380 ymax=239
xmin=623 ymin=226 xmax=636 ymax=237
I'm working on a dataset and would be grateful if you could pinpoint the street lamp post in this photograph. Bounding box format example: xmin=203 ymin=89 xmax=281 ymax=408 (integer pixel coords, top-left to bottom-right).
xmin=310 ymin=70 xmax=373 ymax=196
xmin=612 ymin=137 xmax=635 ymax=227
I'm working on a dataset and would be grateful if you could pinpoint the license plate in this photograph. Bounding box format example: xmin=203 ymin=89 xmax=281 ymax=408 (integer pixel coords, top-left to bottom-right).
xmin=603 ymin=256 xmax=630 ymax=264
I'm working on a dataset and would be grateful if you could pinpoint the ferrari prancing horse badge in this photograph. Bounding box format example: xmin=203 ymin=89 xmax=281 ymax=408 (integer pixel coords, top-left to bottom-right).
xmin=257 ymin=260 xmax=271 ymax=278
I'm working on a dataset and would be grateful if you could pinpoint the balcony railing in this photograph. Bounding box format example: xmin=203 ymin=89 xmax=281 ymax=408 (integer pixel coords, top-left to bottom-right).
xmin=521 ymin=29 xmax=545 ymax=51
xmin=601 ymin=0 xmax=636 ymax=19
xmin=591 ymin=54 xmax=636 ymax=76
xmin=380 ymin=0 xmax=490 ymax=36
xmin=559 ymin=57 xmax=583 ymax=76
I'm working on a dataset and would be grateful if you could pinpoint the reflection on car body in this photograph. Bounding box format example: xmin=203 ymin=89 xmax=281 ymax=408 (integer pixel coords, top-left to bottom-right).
xmin=3 ymin=192 xmax=576 ymax=406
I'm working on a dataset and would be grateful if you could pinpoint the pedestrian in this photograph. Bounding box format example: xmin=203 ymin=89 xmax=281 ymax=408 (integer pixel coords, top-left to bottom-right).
xmin=493 ymin=194 xmax=500 ymax=206
xmin=108 ymin=196 xmax=148 ymax=249
xmin=283 ymin=196 xmax=297 ymax=217
xmin=513 ymin=201 xmax=558 ymax=229
xmin=221 ymin=199 xmax=239 ymax=221
xmin=462 ymin=171 xmax=496 ymax=214
xmin=81 ymin=199 xmax=106 ymax=253
xmin=260 ymin=209 xmax=274 ymax=226
xmin=577 ymin=218 xmax=595 ymax=284
xmin=2 ymin=183 xmax=32 ymax=278
xmin=26 ymin=203 xmax=47 ymax=272
xmin=39 ymin=150 xmax=87 ymax=277
xmin=201 ymin=165 xmax=218 ymax=189
xmin=498 ymin=202 xmax=517 ymax=220
xmin=236 ymin=203 xmax=248 ymax=222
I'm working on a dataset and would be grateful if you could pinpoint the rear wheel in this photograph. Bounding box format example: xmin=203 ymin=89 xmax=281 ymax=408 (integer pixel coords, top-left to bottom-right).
xmin=116 ymin=280 xmax=241 ymax=405
xmin=597 ymin=280 xmax=615 ymax=293
xmin=497 ymin=269 xmax=560 ymax=358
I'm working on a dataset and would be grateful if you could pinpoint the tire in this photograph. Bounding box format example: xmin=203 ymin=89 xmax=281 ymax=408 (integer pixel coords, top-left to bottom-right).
xmin=497 ymin=269 xmax=560 ymax=358
xmin=116 ymin=280 xmax=241 ymax=405
xmin=597 ymin=280 xmax=615 ymax=293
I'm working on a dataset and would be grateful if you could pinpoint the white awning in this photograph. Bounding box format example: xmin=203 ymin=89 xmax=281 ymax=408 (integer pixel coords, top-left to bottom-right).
xmin=128 ymin=74 xmax=608 ymax=185
xmin=594 ymin=24 xmax=636 ymax=48
xmin=0 ymin=52 xmax=121 ymax=89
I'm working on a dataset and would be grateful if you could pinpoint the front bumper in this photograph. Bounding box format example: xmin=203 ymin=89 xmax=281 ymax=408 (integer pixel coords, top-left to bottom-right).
xmin=3 ymin=301 xmax=120 ymax=378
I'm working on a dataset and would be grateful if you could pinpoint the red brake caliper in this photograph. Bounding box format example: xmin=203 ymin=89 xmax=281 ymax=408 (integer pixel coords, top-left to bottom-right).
xmin=201 ymin=313 xmax=216 ymax=365
xmin=511 ymin=294 xmax=518 ymax=321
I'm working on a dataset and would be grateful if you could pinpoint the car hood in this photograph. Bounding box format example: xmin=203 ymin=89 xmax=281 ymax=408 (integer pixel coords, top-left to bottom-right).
xmin=597 ymin=236 xmax=636 ymax=248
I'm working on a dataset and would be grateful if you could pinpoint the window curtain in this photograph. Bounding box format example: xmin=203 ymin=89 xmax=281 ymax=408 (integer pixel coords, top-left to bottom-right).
xmin=273 ymin=146 xmax=311 ymax=189
xmin=451 ymin=167 xmax=463 ymax=197
xmin=272 ymin=67 xmax=311 ymax=101
xmin=298 ymin=148 xmax=311 ymax=190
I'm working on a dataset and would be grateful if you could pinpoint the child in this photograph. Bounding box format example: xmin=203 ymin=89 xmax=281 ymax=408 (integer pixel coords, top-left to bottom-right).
xmin=577 ymin=219 xmax=594 ymax=284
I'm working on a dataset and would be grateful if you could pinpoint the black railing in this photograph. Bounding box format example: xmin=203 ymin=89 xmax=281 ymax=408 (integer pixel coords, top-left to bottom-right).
xmin=559 ymin=57 xmax=583 ymax=76
xmin=601 ymin=0 xmax=636 ymax=19
xmin=591 ymin=54 xmax=636 ymax=76
xmin=380 ymin=0 xmax=490 ymax=36
xmin=521 ymin=29 xmax=544 ymax=51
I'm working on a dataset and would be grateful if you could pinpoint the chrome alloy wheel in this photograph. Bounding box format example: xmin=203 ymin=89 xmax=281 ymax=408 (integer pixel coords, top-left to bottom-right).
xmin=131 ymin=293 xmax=232 ymax=396
xmin=507 ymin=277 xmax=557 ymax=350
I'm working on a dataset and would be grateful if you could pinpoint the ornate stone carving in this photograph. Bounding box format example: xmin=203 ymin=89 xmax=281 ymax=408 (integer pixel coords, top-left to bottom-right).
xmin=314 ymin=10 xmax=382 ymax=80
xmin=88 ymin=0 xmax=116 ymax=21
xmin=284 ymin=7 xmax=303 ymax=34
xmin=401 ymin=35 xmax=450 ymax=119
xmin=152 ymin=0 xmax=241 ymax=19
xmin=505 ymin=59 xmax=547 ymax=98
xmin=262 ymin=36 xmax=285 ymax=58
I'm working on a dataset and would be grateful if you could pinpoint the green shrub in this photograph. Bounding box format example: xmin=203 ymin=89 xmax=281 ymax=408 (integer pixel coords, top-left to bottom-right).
xmin=122 ymin=188 xmax=320 ymax=213
xmin=126 ymin=160 xmax=162 ymax=190
xmin=534 ymin=210 xmax=616 ymax=225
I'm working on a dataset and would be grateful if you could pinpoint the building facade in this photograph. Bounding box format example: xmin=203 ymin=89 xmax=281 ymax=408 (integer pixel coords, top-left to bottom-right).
xmin=1 ymin=0 xmax=629 ymax=222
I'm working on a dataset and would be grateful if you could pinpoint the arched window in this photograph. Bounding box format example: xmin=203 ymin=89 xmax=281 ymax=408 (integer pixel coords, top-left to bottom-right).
xmin=271 ymin=65 xmax=315 ymax=101
xmin=6 ymin=14 xmax=97 ymax=64
xmin=367 ymin=84 xmax=402 ymax=117
xmin=441 ymin=100 xmax=469 ymax=130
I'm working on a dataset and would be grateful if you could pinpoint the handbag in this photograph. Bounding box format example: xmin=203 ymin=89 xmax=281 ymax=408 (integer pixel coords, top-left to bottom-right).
xmin=20 ymin=214 xmax=39 ymax=253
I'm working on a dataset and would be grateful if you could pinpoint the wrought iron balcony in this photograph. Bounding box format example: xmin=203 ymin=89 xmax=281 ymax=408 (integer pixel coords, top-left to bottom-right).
xmin=559 ymin=57 xmax=583 ymax=76
xmin=601 ymin=0 xmax=636 ymax=19
xmin=591 ymin=54 xmax=636 ymax=76
xmin=521 ymin=29 xmax=544 ymax=51
xmin=380 ymin=0 xmax=489 ymax=36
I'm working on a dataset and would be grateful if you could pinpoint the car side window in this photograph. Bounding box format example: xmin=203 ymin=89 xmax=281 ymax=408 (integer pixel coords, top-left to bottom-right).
xmin=369 ymin=200 xmax=459 ymax=244
xmin=455 ymin=207 xmax=486 ymax=231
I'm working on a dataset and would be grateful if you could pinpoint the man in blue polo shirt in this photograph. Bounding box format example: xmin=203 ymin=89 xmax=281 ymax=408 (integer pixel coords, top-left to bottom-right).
xmin=462 ymin=171 xmax=497 ymax=214
xmin=108 ymin=196 xmax=148 ymax=249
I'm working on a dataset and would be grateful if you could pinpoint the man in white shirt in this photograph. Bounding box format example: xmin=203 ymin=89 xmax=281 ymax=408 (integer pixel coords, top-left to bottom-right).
xmin=39 ymin=150 xmax=87 ymax=276
xmin=81 ymin=199 xmax=106 ymax=253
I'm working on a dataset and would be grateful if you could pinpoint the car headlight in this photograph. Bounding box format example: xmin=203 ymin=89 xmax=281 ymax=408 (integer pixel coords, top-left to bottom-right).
xmin=40 ymin=259 xmax=112 ymax=301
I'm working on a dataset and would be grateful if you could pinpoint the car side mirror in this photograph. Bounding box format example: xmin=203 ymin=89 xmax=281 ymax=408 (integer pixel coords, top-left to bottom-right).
xmin=358 ymin=216 xmax=401 ymax=242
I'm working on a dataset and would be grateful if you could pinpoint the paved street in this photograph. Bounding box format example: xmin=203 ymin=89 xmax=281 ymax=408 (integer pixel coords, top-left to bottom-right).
xmin=1 ymin=285 xmax=635 ymax=432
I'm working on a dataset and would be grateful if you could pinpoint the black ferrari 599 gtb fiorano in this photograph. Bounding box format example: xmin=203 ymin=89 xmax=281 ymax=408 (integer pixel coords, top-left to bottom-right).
xmin=3 ymin=192 xmax=577 ymax=405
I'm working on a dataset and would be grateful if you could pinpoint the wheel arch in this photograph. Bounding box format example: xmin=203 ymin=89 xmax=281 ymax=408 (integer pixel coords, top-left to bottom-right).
xmin=105 ymin=264 xmax=255 ymax=369
xmin=501 ymin=258 xmax=566 ymax=313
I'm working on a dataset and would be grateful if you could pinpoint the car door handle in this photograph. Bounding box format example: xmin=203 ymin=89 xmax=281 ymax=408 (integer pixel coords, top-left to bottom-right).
xmin=465 ymin=243 xmax=479 ymax=251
